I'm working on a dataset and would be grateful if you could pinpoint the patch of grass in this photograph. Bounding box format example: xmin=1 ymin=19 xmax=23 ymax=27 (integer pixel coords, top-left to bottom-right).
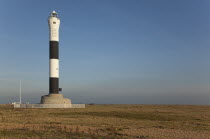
xmin=51 ymin=111 xmax=187 ymax=122
xmin=0 ymin=104 xmax=209 ymax=138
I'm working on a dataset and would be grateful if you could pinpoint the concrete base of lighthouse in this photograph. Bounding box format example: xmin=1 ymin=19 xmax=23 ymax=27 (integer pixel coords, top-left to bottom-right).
xmin=13 ymin=94 xmax=85 ymax=108
xmin=40 ymin=94 xmax=71 ymax=104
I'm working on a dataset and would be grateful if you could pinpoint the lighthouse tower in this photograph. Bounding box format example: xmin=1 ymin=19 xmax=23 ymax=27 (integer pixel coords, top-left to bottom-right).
xmin=49 ymin=11 xmax=60 ymax=94
xmin=41 ymin=11 xmax=71 ymax=105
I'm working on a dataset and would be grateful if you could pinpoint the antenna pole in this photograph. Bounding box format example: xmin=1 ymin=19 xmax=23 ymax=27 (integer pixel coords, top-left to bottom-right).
xmin=20 ymin=80 xmax=21 ymax=104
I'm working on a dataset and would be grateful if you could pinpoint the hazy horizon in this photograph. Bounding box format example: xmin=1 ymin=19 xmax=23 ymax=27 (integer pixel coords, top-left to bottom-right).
xmin=0 ymin=0 xmax=210 ymax=105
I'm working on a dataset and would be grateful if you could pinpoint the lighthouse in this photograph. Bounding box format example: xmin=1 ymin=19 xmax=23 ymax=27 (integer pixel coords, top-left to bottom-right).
xmin=41 ymin=11 xmax=71 ymax=105
xmin=49 ymin=11 xmax=60 ymax=94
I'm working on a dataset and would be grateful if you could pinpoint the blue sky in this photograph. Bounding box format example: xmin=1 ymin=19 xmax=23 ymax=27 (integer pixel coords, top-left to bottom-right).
xmin=0 ymin=0 xmax=210 ymax=104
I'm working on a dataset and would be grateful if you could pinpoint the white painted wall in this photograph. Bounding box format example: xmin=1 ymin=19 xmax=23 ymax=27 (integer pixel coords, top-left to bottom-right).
xmin=48 ymin=16 xmax=60 ymax=41
xmin=50 ymin=59 xmax=59 ymax=78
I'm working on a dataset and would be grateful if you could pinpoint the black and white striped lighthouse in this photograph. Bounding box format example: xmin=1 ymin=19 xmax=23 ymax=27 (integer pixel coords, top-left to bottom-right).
xmin=48 ymin=11 xmax=60 ymax=94
xmin=40 ymin=11 xmax=71 ymax=105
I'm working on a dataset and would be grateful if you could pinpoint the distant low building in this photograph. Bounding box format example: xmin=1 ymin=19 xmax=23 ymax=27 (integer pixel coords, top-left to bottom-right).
xmin=11 ymin=102 xmax=30 ymax=104
xmin=11 ymin=102 xmax=20 ymax=104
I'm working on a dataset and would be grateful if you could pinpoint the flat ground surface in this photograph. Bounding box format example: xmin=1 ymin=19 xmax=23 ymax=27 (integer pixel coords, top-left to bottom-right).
xmin=0 ymin=104 xmax=209 ymax=138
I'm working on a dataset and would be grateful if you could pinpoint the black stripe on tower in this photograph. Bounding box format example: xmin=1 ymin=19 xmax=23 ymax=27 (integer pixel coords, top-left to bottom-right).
xmin=50 ymin=41 xmax=59 ymax=59
xmin=49 ymin=78 xmax=59 ymax=94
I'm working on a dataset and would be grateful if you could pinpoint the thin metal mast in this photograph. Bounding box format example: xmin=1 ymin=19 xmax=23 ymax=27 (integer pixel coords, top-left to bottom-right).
xmin=20 ymin=80 xmax=21 ymax=104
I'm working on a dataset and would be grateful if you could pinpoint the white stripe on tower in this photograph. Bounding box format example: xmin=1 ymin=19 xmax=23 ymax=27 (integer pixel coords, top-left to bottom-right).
xmin=48 ymin=11 xmax=60 ymax=94
xmin=50 ymin=59 xmax=59 ymax=77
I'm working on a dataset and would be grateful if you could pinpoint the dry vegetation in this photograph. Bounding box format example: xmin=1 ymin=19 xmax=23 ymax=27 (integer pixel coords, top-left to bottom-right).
xmin=0 ymin=104 xmax=209 ymax=138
